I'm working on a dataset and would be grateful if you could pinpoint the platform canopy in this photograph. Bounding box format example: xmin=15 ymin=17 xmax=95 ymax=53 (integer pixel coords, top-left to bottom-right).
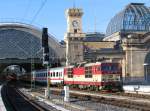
xmin=0 ymin=22 xmax=65 ymax=62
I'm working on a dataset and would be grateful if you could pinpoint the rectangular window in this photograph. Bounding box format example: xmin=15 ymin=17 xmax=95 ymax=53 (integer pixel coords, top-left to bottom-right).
xmin=53 ymin=72 xmax=55 ymax=77
xmin=85 ymin=66 xmax=92 ymax=78
xmin=56 ymin=72 xmax=58 ymax=77
xmin=67 ymin=68 xmax=73 ymax=78
xmin=74 ymin=29 xmax=77 ymax=33
xmin=74 ymin=44 xmax=78 ymax=50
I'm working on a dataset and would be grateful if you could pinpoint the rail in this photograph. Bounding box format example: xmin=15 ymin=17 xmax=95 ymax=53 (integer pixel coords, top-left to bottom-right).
xmin=1 ymin=82 xmax=48 ymax=111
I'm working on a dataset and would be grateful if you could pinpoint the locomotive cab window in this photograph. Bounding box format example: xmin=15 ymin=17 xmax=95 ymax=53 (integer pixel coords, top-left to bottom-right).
xmin=85 ymin=66 xmax=92 ymax=78
xmin=101 ymin=65 xmax=112 ymax=71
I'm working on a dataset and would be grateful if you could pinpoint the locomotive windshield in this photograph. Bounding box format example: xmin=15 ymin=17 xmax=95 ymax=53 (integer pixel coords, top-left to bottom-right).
xmin=101 ymin=64 xmax=119 ymax=71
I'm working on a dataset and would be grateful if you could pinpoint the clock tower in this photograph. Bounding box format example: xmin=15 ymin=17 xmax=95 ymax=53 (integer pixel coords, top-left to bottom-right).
xmin=64 ymin=8 xmax=85 ymax=66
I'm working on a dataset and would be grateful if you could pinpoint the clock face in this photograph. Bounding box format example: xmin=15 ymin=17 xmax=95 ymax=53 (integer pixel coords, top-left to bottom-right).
xmin=72 ymin=20 xmax=79 ymax=28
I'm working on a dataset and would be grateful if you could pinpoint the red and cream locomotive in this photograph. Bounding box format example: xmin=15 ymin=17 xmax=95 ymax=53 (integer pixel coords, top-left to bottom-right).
xmin=64 ymin=62 xmax=122 ymax=90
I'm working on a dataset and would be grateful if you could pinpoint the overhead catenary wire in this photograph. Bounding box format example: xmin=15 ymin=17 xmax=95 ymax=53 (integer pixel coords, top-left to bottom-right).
xmin=29 ymin=0 xmax=48 ymax=89
xmin=30 ymin=0 xmax=47 ymax=78
xmin=30 ymin=0 xmax=47 ymax=24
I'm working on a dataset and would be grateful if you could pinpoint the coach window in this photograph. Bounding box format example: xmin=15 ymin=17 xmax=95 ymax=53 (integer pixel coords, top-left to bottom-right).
xmin=58 ymin=72 xmax=60 ymax=77
xmin=85 ymin=66 xmax=92 ymax=78
xmin=60 ymin=72 xmax=62 ymax=77
xmin=59 ymin=72 xmax=61 ymax=77
xmin=53 ymin=72 xmax=55 ymax=77
xmin=56 ymin=72 xmax=58 ymax=77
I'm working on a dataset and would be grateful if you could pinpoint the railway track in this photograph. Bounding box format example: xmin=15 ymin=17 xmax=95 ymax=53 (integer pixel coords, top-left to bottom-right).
xmin=19 ymin=82 xmax=150 ymax=111
xmin=66 ymin=87 xmax=150 ymax=100
xmin=19 ymin=81 xmax=150 ymax=100
xmin=49 ymin=88 xmax=150 ymax=111
xmin=1 ymin=82 xmax=49 ymax=111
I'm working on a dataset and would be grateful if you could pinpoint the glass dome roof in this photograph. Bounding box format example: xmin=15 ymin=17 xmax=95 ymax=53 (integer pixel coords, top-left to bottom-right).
xmin=106 ymin=3 xmax=150 ymax=36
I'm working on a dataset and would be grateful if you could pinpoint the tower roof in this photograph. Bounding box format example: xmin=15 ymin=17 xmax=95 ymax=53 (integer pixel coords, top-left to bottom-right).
xmin=66 ymin=8 xmax=83 ymax=17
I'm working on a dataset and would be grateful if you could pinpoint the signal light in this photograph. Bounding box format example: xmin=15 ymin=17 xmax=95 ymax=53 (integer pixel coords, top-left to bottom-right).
xmin=42 ymin=27 xmax=50 ymax=66
xmin=42 ymin=28 xmax=48 ymax=47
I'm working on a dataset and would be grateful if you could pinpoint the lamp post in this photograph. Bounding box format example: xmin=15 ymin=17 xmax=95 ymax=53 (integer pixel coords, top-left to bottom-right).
xmin=143 ymin=63 xmax=148 ymax=83
xmin=42 ymin=27 xmax=50 ymax=98
xmin=31 ymin=71 xmax=35 ymax=89
xmin=43 ymin=60 xmax=50 ymax=99
xmin=47 ymin=63 xmax=50 ymax=99
xmin=31 ymin=62 xmax=35 ymax=90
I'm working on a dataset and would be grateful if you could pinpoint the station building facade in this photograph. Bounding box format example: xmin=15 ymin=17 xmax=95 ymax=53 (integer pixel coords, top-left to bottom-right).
xmin=64 ymin=3 xmax=150 ymax=85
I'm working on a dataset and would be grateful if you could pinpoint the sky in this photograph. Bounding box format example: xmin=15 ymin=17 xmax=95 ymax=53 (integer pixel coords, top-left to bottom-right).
xmin=0 ymin=0 xmax=149 ymax=41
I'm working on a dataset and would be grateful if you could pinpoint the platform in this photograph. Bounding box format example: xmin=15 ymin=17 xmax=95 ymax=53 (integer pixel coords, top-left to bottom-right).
xmin=0 ymin=85 xmax=6 ymax=111
xmin=123 ymin=85 xmax=150 ymax=94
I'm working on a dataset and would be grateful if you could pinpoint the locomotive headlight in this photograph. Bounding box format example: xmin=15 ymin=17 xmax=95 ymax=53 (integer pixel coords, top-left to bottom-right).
xmin=102 ymin=78 xmax=105 ymax=81
xmin=115 ymin=75 xmax=120 ymax=81
xmin=102 ymin=76 xmax=106 ymax=81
